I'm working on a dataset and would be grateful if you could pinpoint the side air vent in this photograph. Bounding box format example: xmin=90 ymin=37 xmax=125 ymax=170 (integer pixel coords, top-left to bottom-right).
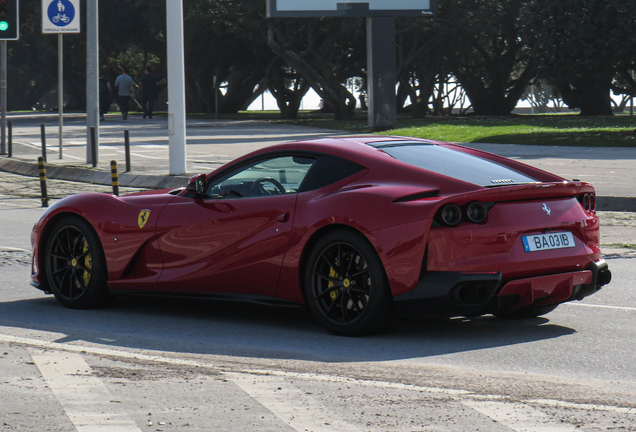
xmin=393 ymin=190 xmax=440 ymax=203
xmin=491 ymin=179 xmax=515 ymax=184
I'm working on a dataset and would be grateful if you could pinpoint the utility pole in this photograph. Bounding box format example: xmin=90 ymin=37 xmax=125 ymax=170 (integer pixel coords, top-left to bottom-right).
xmin=166 ymin=0 xmax=187 ymax=175
xmin=86 ymin=0 xmax=99 ymax=164
xmin=1 ymin=41 xmax=6 ymax=156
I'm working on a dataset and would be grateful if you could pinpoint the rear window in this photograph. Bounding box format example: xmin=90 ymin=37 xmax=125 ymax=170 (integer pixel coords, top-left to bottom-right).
xmin=379 ymin=144 xmax=538 ymax=187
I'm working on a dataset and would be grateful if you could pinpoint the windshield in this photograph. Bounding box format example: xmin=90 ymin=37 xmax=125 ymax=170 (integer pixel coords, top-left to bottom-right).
xmin=379 ymin=143 xmax=538 ymax=187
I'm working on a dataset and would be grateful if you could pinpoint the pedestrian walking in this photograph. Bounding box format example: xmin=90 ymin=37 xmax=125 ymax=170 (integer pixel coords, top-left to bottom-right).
xmin=114 ymin=68 xmax=135 ymax=120
xmin=99 ymin=72 xmax=111 ymax=121
xmin=138 ymin=66 xmax=161 ymax=119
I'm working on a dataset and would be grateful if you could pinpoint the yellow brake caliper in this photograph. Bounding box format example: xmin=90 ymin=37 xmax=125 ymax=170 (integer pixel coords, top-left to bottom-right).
xmin=82 ymin=240 xmax=92 ymax=286
xmin=328 ymin=266 xmax=339 ymax=303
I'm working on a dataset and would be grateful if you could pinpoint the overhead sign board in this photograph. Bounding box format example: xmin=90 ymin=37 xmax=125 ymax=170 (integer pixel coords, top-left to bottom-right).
xmin=267 ymin=0 xmax=436 ymax=17
xmin=42 ymin=0 xmax=80 ymax=33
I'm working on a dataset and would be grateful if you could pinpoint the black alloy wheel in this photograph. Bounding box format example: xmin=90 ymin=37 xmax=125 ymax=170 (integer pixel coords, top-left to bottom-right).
xmin=304 ymin=230 xmax=394 ymax=336
xmin=45 ymin=216 xmax=110 ymax=309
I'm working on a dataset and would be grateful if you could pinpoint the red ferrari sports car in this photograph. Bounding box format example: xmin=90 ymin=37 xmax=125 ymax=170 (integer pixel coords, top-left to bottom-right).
xmin=30 ymin=136 xmax=611 ymax=335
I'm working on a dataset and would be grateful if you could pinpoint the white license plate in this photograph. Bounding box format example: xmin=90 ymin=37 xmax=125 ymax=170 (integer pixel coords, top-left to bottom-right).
xmin=522 ymin=232 xmax=576 ymax=252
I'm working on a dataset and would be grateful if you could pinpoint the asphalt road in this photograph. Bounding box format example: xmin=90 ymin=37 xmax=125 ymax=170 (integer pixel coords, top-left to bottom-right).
xmin=1 ymin=173 xmax=636 ymax=431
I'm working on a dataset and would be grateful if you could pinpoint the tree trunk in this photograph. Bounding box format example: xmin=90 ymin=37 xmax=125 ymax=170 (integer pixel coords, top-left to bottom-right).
xmin=559 ymin=77 xmax=613 ymax=116
xmin=267 ymin=23 xmax=356 ymax=121
xmin=266 ymin=56 xmax=310 ymax=119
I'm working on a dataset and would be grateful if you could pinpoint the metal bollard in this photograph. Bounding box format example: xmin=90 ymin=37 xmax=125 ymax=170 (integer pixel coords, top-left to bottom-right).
xmin=38 ymin=157 xmax=49 ymax=207
xmin=124 ymin=130 xmax=131 ymax=172
xmin=40 ymin=124 xmax=47 ymax=163
xmin=90 ymin=127 xmax=97 ymax=167
xmin=7 ymin=121 xmax=12 ymax=158
xmin=110 ymin=160 xmax=119 ymax=196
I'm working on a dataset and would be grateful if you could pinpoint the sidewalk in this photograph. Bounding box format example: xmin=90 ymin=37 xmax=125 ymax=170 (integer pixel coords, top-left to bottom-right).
xmin=1 ymin=112 xmax=635 ymax=211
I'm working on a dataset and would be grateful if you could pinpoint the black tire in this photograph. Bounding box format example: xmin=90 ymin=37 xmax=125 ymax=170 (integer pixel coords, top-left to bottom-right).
xmin=495 ymin=304 xmax=559 ymax=319
xmin=45 ymin=216 xmax=110 ymax=309
xmin=303 ymin=230 xmax=394 ymax=336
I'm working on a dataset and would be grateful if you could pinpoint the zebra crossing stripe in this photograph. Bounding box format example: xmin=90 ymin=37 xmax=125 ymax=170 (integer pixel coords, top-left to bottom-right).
xmin=30 ymin=351 xmax=143 ymax=432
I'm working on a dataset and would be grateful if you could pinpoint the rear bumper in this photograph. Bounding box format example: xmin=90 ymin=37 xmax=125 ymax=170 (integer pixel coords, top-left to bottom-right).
xmin=394 ymin=259 xmax=611 ymax=317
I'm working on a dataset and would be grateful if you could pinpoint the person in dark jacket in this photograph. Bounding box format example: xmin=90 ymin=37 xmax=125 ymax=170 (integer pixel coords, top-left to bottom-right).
xmin=99 ymin=73 xmax=111 ymax=121
xmin=138 ymin=66 xmax=161 ymax=119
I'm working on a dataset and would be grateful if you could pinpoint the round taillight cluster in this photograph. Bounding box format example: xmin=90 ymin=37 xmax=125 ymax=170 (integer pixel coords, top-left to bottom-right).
xmin=439 ymin=204 xmax=462 ymax=226
xmin=436 ymin=201 xmax=489 ymax=226
xmin=580 ymin=192 xmax=596 ymax=213
xmin=465 ymin=201 xmax=488 ymax=224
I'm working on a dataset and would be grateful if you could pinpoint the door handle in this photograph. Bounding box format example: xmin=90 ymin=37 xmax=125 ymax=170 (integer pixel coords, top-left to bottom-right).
xmin=276 ymin=212 xmax=290 ymax=223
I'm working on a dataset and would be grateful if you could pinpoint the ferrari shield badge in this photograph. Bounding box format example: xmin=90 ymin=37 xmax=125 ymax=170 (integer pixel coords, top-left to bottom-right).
xmin=138 ymin=209 xmax=151 ymax=229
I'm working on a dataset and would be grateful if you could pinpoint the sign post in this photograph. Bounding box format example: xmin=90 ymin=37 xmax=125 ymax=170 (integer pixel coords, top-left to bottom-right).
xmin=42 ymin=0 xmax=80 ymax=159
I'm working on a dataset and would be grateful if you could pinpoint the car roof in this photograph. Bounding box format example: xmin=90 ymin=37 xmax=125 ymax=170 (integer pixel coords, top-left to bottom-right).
xmin=251 ymin=136 xmax=439 ymax=162
xmin=215 ymin=136 xmax=563 ymax=186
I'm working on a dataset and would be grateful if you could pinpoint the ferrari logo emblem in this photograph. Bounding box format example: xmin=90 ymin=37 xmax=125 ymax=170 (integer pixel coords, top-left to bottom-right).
xmin=542 ymin=203 xmax=551 ymax=217
xmin=138 ymin=209 xmax=151 ymax=229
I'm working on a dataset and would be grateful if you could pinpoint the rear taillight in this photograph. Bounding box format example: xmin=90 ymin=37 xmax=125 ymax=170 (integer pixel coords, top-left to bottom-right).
xmin=438 ymin=204 xmax=462 ymax=226
xmin=577 ymin=192 xmax=596 ymax=213
xmin=436 ymin=201 xmax=490 ymax=226
xmin=465 ymin=201 xmax=488 ymax=224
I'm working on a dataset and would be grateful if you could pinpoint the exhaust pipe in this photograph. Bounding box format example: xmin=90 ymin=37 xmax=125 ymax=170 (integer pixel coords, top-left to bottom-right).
xmin=597 ymin=269 xmax=612 ymax=287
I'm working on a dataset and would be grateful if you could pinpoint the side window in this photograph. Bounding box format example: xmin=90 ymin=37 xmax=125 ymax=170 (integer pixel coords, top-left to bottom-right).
xmin=299 ymin=156 xmax=365 ymax=192
xmin=207 ymin=155 xmax=316 ymax=198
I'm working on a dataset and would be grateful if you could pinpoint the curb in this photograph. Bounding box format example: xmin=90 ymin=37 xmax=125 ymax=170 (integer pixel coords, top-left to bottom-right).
xmin=2 ymin=157 xmax=636 ymax=212
xmin=596 ymin=197 xmax=636 ymax=213
xmin=0 ymin=158 xmax=189 ymax=190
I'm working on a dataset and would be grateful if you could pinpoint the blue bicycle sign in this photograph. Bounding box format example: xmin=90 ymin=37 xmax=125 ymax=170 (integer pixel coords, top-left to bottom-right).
xmin=42 ymin=0 xmax=80 ymax=33
xmin=47 ymin=0 xmax=75 ymax=27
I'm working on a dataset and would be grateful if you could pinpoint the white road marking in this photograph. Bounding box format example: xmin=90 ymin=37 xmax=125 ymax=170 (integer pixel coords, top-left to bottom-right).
xmin=563 ymin=303 xmax=636 ymax=312
xmin=463 ymin=400 xmax=579 ymax=432
xmin=192 ymin=165 xmax=222 ymax=171
xmin=60 ymin=153 xmax=84 ymax=160
xmin=227 ymin=372 xmax=363 ymax=432
xmin=0 ymin=246 xmax=29 ymax=252
xmin=126 ymin=152 xmax=166 ymax=159
xmin=30 ymin=350 xmax=143 ymax=432
xmin=132 ymin=145 xmax=168 ymax=149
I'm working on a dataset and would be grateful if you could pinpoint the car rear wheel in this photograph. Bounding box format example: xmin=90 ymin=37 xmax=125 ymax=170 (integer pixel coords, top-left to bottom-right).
xmin=495 ymin=304 xmax=559 ymax=319
xmin=45 ymin=216 xmax=110 ymax=309
xmin=304 ymin=230 xmax=394 ymax=336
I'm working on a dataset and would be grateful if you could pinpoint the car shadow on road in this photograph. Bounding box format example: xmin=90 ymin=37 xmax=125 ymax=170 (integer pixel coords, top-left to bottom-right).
xmin=0 ymin=293 xmax=576 ymax=363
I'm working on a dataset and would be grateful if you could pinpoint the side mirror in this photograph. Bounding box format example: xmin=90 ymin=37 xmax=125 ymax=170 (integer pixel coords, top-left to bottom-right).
xmin=186 ymin=173 xmax=207 ymax=196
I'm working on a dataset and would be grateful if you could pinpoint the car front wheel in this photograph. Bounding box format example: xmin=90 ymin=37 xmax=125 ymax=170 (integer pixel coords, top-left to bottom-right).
xmin=45 ymin=216 xmax=110 ymax=309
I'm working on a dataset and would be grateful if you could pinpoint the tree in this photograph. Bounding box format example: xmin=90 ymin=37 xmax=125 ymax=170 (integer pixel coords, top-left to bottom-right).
xmin=266 ymin=56 xmax=310 ymax=119
xmin=521 ymin=0 xmax=636 ymax=115
xmin=267 ymin=18 xmax=364 ymax=120
xmin=395 ymin=17 xmax=446 ymax=117
xmin=6 ymin=0 xmax=65 ymax=110
xmin=182 ymin=0 xmax=273 ymax=114
xmin=439 ymin=0 xmax=536 ymax=116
